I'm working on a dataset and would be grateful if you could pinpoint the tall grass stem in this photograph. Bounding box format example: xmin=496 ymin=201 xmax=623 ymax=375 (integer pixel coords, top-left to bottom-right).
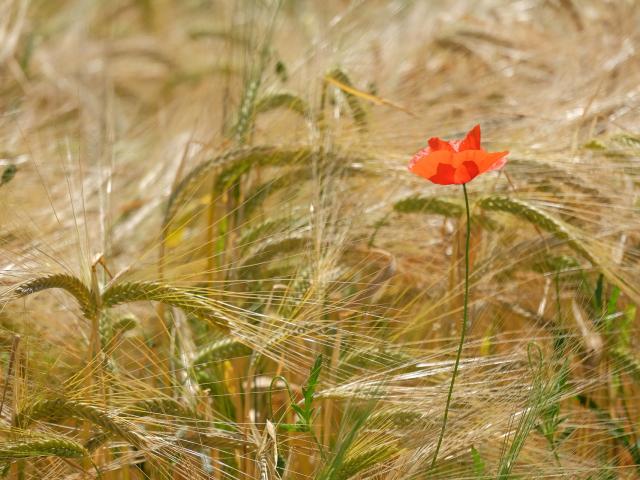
xmin=431 ymin=182 xmax=471 ymax=469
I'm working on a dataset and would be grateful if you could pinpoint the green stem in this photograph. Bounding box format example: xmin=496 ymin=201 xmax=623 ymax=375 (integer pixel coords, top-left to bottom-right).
xmin=431 ymin=182 xmax=471 ymax=469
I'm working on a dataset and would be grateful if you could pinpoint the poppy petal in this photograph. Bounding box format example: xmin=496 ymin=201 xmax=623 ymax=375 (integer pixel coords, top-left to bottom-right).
xmin=429 ymin=162 xmax=456 ymax=185
xmin=428 ymin=137 xmax=455 ymax=152
xmin=464 ymin=150 xmax=508 ymax=173
xmin=458 ymin=124 xmax=481 ymax=151
xmin=409 ymin=149 xmax=452 ymax=180
xmin=408 ymin=147 xmax=429 ymax=170
xmin=452 ymin=150 xmax=508 ymax=174
xmin=483 ymin=151 xmax=509 ymax=172
xmin=454 ymin=160 xmax=479 ymax=183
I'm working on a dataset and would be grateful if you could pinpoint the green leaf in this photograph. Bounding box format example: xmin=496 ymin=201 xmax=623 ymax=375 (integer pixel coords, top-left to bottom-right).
xmin=471 ymin=445 xmax=486 ymax=477
xmin=291 ymin=404 xmax=305 ymax=418
xmin=304 ymin=354 xmax=323 ymax=403
xmin=557 ymin=426 xmax=576 ymax=444
xmin=594 ymin=273 xmax=604 ymax=314
xmin=619 ymin=305 xmax=636 ymax=349
xmin=278 ymin=423 xmax=308 ymax=433
xmin=607 ymin=286 xmax=621 ymax=316
xmin=0 ymin=165 xmax=16 ymax=186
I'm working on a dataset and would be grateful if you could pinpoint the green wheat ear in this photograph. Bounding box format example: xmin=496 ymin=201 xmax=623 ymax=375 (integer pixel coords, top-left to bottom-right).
xmin=13 ymin=274 xmax=97 ymax=319
xmin=255 ymin=92 xmax=309 ymax=117
xmin=0 ymin=435 xmax=88 ymax=460
xmin=477 ymin=196 xmax=594 ymax=263
xmin=212 ymin=147 xmax=314 ymax=192
xmin=336 ymin=442 xmax=399 ymax=480
xmin=238 ymin=216 xmax=302 ymax=252
xmin=339 ymin=347 xmax=415 ymax=374
xmin=164 ymin=146 xmax=313 ymax=229
xmin=100 ymin=313 xmax=139 ymax=351
xmin=15 ymin=398 xmax=193 ymax=470
xmin=509 ymin=158 xmax=605 ymax=201
xmin=187 ymin=27 xmax=253 ymax=46
xmin=242 ymin=168 xmax=306 ymax=217
xmin=367 ymin=408 xmax=432 ymax=429
xmin=595 ymin=133 xmax=640 ymax=157
xmin=127 ymin=398 xmax=198 ymax=418
xmin=496 ymin=355 xmax=546 ymax=479
xmin=192 ymin=337 xmax=252 ymax=369
xmin=611 ymin=348 xmax=640 ymax=384
xmin=394 ymin=195 xmax=464 ymax=217
xmin=324 ymin=68 xmax=368 ymax=129
xmin=238 ymin=229 xmax=310 ymax=278
xmin=0 ymin=164 xmax=17 ymax=187
xmin=233 ymin=77 xmax=261 ymax=144
xmin=530 ymin=253 xmax=581 ymax=275
xmin=610 ymin=133 xmax=640 ymax=150
xmin=101 ymin=281 xmax=230 ymax=331
xmin=15 ymin=399 xmax=145 ymax=448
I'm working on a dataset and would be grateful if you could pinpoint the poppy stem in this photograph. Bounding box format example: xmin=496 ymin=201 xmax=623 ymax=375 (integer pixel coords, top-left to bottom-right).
xmin=431 ymin=182 xmax=471 ymax=470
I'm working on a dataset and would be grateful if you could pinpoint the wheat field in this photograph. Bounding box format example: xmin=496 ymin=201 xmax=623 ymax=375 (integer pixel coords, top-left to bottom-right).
xmin=0 ymin=0 xmax=639 ymax=478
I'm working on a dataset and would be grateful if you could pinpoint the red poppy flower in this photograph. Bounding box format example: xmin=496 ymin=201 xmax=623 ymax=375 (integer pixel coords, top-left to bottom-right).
xmin=409 ymin=124 xmax=508 ymax=185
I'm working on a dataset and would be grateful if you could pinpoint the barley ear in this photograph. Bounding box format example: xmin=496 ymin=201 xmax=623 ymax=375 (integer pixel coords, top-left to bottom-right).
xmin=193 ymin=338 xmax=252 ymax=369
xmin=478 ymin=196 xmax=594 ymax=263
xmin=13 ymin=274 xmax=97 ymax=319
xmin=255 ymin=92 xmax=309 ymax=118
xmin=102 ymin=281 xmax=230 ymax=331
xmin=394 ymin=195 xmax=464 ymax=217
xmin=325 ymin=68 xmax=368 ymax=129
xmin=164 ymin=146 xmax=313 ymax=230
xmin=0 ymin=435 xmax=88 ymax=460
